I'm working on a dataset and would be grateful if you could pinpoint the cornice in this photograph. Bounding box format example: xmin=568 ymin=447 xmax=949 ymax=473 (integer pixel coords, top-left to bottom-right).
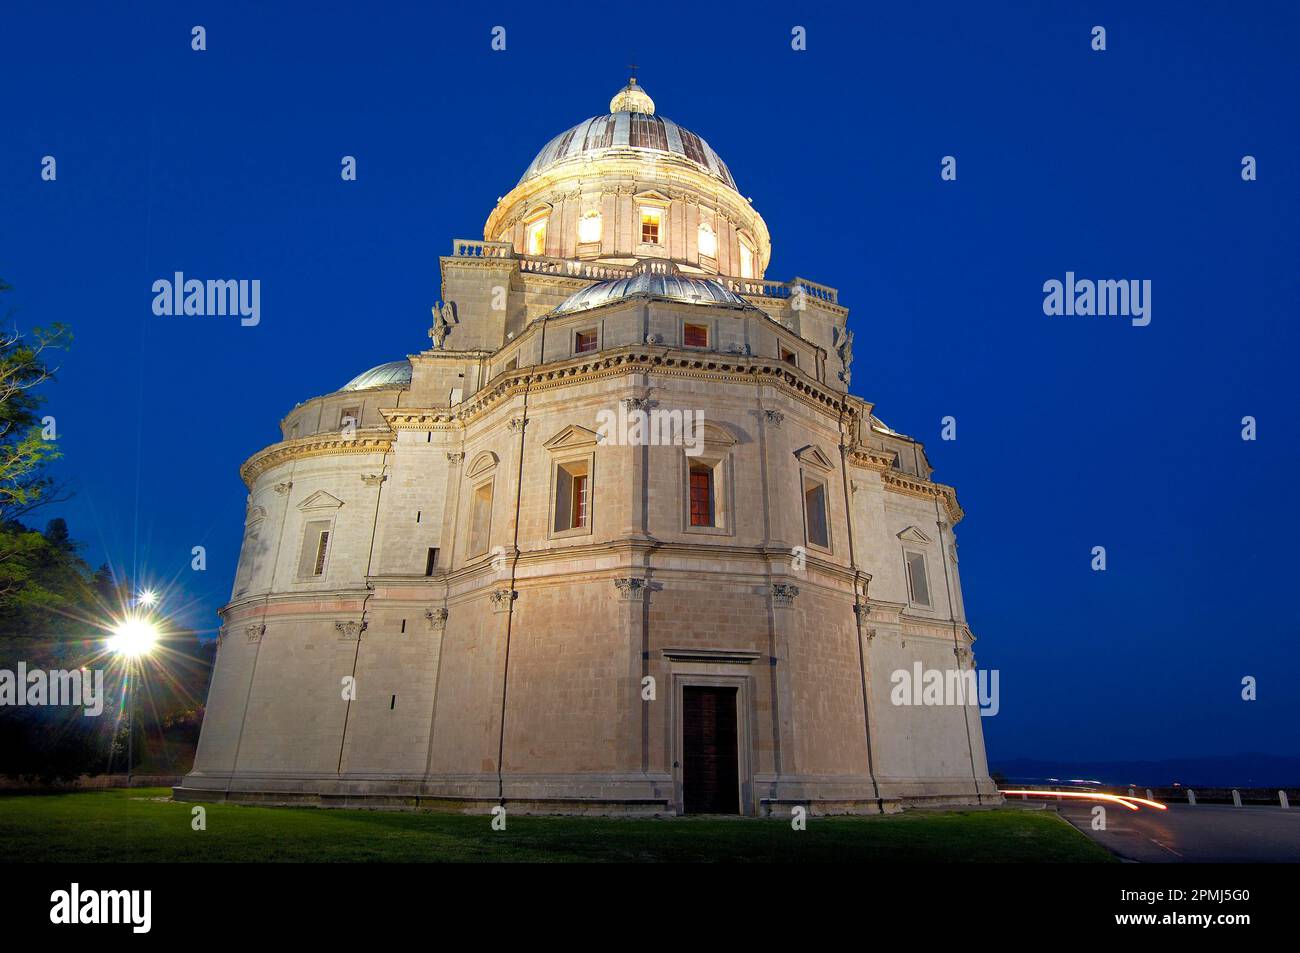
xmin=382 ymin=348 xmax=853 ymax=435
xmin=240 ymin=430 xmax=392 ymax=488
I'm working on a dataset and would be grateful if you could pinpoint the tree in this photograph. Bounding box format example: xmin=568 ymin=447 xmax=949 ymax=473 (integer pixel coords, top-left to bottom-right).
xmin=0 ymin=278 xmax=71 ymax=522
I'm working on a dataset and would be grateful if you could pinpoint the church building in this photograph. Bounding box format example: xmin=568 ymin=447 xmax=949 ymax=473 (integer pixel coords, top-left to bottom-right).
xmin=177 ymin=79 xmax=998 ymax=815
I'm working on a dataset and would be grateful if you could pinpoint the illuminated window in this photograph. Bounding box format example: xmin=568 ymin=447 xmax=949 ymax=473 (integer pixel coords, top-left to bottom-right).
xmin=684 ymin=323 xmax=708 ymax=348
xmin=640 ymin=207 xmax=662 ymax=245
xmin=697 ymin=221 xmax=717 ymax=258
xmin=339 ymin=406 xmax=360 ymax=429
xmin=575 ymin=329 xmax=598 ymax=354
xmin=906 ymin=552 xmax=931 ymax=606
xmin=738 ymin=241 xmax=755 ymax=278
xmin=689 ymin=466 xmax=714 ymax=527
xmin=578 ymin=210 xmax=602 ymax=244
xmin=554 ymin=460 xmax=590 ymax=532
xmin=525 ymin=217 xmax=547 ymax=256
xmin=804 ymin=478 xmax=829 ymax=550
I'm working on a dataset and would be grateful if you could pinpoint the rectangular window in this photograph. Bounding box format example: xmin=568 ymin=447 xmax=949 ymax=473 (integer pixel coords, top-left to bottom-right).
xmin=525 ymin=218 xmax=547 ymax=256
xmin=575 ymin=330 xmax=598 ymax=354
xmin=640 ymin=207 xmax=661 ymax=245
xmin=804 ymin=479 xmax=829 ymax=549
xmin=781 ymin=347 xmax=797 ymax=366
xmin=684 ymin=323 xmax=708 ymax=348
xmin=553 ymin=461 xmax=591 ymax=532
xmin=297 ymin=520 xmax=332 ymax=577
xmin=689 ymin=466 xmax=714 ymax=527
xmin=571 ymin=474 xmax=588 ymax=528
xmin=314 ymin=531 xmax=330 ymax=575
xmin=469 ymin=483 xmax=493 ymax=556
xmin=906 ymin=552 xmax=931 ymax=606
xmin=424 ymin=547 xmax=439 ymax=576
xmin=739 ymin=242 xmax=755 ymax=279
xmin=340 ymin=407 xmax=360 ymax=429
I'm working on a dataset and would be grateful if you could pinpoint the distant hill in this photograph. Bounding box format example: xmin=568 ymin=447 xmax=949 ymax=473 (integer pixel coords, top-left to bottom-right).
xmin=990 ymin=753 xmax=1300 ymax=788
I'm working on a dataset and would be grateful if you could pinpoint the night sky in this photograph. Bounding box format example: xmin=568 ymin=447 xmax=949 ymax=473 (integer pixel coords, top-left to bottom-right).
xmin=2 ymin=1 xmax=1296 ymax=765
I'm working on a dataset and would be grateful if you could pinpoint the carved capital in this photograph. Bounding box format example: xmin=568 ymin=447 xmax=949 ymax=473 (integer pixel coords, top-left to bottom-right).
xmin=361 ymin=473 xmax=387 ymax=487
xmin=424 ymin=607 xmax=449 ymax=630
xmin=772 ymin=583 xmax=800 ymax=607
xmin=446 ymin=452 xmax=464 ymax=465
xmin=763 ymin=408 xmax=785 ymax=427
xmin=507 ymin=418 xmax=528 ymax=433
xmin=623 ymin=397 xmax=651 ymax=412
xmin=490 ymin=589 xmax=517 ymax=612
xmin=245 ymin=623 xmax=265 ymax=644
xmin=614 ymin=576 xmax=647 ymax=600
xmin=335 ymin=620 xmax=367 ymax=641
xmin=272 ymin=482 xmax=293 ymax=495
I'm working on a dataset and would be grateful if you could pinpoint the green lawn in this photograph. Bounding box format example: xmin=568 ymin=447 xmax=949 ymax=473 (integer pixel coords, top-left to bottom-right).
xmin=0 ymin=788 xmax=1115 ymax=863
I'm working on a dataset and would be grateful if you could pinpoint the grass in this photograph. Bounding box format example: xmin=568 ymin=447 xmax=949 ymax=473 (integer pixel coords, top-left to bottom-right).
xmin=0 ymin=788 xmax=1116 ymax=863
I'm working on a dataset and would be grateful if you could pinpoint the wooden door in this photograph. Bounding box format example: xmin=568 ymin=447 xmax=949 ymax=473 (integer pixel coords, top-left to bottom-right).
xmin=682 ymin=686 xmax=739 ymax=814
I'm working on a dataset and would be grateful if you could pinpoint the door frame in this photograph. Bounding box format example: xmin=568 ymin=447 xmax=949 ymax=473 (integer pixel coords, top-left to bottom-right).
xmin=672 ymin=674 xmax=752 ymax=816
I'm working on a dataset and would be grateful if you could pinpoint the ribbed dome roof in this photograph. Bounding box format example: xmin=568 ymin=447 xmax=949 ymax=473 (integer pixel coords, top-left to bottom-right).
xmin=518 ymin=80 xmax=737 ymax=190
xmin=340 ymin=360 xmax=412 ymax=392
xmin=551 ymin=267 xmax=753 ymax=317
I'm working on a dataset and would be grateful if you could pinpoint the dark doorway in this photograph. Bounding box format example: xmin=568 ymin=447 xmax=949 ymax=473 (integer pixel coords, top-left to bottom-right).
xmin=682 ymin=686 xmax=740 ymax=814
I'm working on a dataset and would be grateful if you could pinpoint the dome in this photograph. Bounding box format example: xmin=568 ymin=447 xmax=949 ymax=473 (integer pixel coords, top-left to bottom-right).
xmin=551 ymin=266 xmax=754 ymax=317
xmin=517 ymin=80 xmax=738 ymax=190
xmin=340 ymin=360 xmax=412 ymax=392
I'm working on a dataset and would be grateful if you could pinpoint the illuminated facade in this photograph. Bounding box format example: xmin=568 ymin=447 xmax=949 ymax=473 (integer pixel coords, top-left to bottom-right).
xmin=177 ymin=80 xmax=997 ymax=815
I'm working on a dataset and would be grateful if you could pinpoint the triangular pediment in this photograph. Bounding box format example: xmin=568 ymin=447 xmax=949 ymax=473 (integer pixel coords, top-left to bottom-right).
xmin=634 ymin=189 xmax=671 ymax=204
xmin=794 ymin=444 xmax=835 ymax=472
xmin=298 ymin=490 xmax=344 ymax=511
xmin=544 ymin=424 xmax=601 ymax=451
xmin=897 ymin=525 xmax=932 ymax=544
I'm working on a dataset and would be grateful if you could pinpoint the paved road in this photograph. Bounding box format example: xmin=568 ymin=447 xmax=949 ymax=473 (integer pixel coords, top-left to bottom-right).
xmin=1056 ymin=802 xmax=1300 ymax=862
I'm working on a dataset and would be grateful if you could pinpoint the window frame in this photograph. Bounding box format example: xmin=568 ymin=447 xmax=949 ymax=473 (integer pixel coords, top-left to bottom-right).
xmin=573 ymin=326 xmax=600 ymax=355
xmin=682 ymin=321 xmax=710 ymax=349
xmin=548 ymin=450 xmax=596 ymax=540
xmin=904 ymin=549 xmax=933 ymax=608
xmin=680 ymin=424 xmax=737 ymax=537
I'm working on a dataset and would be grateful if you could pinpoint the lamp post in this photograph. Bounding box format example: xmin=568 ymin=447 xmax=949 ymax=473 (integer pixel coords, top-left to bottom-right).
xmin=108 ymin=616 xmax=159 ymax=787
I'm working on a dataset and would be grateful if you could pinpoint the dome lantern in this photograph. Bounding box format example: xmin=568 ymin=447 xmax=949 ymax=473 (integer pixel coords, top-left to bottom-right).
xmin=609 ymin=77 xmax=655 ymax=115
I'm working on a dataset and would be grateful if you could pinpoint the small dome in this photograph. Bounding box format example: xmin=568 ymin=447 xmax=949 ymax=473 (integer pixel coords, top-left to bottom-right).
xmin=518 ymin=80 xmax=737 ymax=190
xmin=551 ymin=265 xmax=754 ymax=317
xmin=340 ymin=360 xmax=412 ymax=392
xmin=609 ymin=78 xmax=654 ymax=114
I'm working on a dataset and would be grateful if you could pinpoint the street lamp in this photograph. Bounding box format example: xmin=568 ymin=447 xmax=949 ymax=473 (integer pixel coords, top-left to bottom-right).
xmin=108 ymin=616 xmax=159 ymax=786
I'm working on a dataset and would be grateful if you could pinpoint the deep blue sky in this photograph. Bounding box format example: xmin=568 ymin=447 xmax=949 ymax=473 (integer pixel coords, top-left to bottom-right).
xmin=2 ymin=1 xmax=1296 ymax=764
